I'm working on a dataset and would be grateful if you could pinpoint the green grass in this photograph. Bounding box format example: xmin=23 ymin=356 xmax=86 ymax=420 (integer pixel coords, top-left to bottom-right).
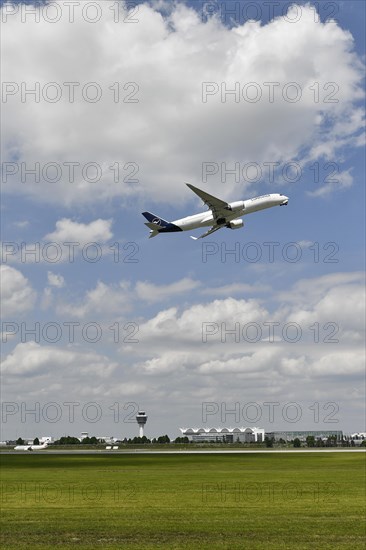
xmin=1 ymin=453 xmax=365 ymax=549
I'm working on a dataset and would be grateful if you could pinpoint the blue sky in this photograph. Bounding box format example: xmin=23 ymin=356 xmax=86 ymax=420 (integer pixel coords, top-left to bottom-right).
xmin=1 ymin=1 xmax=365 ymax=440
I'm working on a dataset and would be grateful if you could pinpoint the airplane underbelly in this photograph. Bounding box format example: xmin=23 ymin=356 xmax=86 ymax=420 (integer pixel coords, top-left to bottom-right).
xmin=174 ymin=209 xmax=246 ymax=231
xmin=176 ymin=215 xmax=213 ymax=230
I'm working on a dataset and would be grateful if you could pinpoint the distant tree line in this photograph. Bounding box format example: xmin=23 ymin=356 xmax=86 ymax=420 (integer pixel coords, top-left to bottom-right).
xmin=16 ymin=434 xmax=364 ymax=447
xmin=305 ymin=435 xmax=338 ymax=447
xmin=49 ymin=434 xmax=188 ymax=445
xmin=261 ymin=435 xmax=345 ymax=448
xmin=16 ymin=437 xmax=40 ymax=445
xmin=122 ymin=435 xmax=174 ymax=444
xmin=174 ymin=437 xmax=190 ymax=444
xmin=53 ymin=436 xmax=101 ymax=445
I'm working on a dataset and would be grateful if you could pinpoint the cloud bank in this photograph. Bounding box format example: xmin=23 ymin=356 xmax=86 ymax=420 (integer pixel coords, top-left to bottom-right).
xmin=2 ymin=2 xmax=364 ymax=205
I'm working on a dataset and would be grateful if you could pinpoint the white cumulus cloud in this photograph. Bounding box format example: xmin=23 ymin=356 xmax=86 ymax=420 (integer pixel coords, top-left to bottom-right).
xmin=0 ymin=265 xmax=36 ymax=316
xmin=44 ymin=218 xmax=113 ymax=245
xmin=47 ymin=271 xmax=65 ymax=288
xmin=1 ymin=2 xmax=364 ymax=205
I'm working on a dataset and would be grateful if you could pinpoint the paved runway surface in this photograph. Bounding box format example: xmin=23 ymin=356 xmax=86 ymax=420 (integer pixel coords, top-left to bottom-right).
xmin=2 ymin=448 xmax=365 ymax=455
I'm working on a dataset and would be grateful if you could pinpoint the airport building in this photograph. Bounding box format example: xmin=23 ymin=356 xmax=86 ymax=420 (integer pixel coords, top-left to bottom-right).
xmin=136 ymin=411 xmax=148 ymax=438
xmin=265 ymin=430 xmax=343 ymax=442
xmin=350 ymin=432 xmax=366 ymax=439
xmin=180 ymin=427 xmax=265 ymax=443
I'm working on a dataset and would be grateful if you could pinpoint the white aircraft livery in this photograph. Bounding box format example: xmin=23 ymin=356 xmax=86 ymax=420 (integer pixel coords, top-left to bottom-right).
xmin=14 ymin=443 xmax=48 ymax=451
xmin=142 ymin=183 xmax=289 ymax=239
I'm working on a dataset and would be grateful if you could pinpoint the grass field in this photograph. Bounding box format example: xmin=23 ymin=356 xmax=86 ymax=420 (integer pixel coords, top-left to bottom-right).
xmin=1 ymin=452 xmax=365 ymax=549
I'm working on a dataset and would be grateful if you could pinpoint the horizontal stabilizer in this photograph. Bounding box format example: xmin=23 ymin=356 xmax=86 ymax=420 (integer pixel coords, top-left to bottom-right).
xmin=145 ymin=222 xmax=160 ymax=231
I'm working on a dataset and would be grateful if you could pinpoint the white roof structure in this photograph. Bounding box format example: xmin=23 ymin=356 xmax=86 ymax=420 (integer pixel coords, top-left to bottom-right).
xmin=180 ymin=427 xmax=264 ymax=434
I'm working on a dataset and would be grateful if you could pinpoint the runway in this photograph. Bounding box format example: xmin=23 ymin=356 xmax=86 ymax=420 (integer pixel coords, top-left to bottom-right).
xmin=2 ymin=448 xmax=365 ymax=455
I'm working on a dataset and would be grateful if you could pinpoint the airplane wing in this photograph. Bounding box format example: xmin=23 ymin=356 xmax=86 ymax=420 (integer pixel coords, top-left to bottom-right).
xmin=190 ymin=225 xmax=223 ymax=240
xmin=185 ymin=183 xmax=231 ymax=220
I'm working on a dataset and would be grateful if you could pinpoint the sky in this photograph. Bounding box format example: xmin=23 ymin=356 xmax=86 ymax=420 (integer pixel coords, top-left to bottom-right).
xmin=1 ymin=0 xmax=365 ymax=441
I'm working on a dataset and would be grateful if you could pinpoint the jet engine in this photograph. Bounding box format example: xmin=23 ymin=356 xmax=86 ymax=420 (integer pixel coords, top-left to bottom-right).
xmin=227 ymin=219 xmax=244 ymax=230
xmin=228 ymin=200 xmax=245 ymax=212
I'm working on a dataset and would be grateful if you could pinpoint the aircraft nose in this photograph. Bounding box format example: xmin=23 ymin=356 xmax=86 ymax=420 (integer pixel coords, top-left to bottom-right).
xmin=280 ymin=196 xmax=289 ymax=206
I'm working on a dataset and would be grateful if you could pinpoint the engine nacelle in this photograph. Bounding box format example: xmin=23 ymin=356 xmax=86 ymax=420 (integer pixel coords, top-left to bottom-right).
xmin=228 ymin=200 xmax=245 ymax=212
xmin=227 ymin=219 xmax=244 ymax=230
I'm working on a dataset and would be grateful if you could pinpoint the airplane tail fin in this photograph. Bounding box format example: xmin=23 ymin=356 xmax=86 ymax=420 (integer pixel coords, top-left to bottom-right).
xmin=142 ymin=211 xmax=170 ymax=238
xmin=142 ymin=212 xmax=170 ymax=227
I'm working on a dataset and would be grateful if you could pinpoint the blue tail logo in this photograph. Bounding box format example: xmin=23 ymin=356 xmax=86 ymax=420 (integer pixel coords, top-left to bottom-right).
xmin=142 ymin=212 xmax=183 ymax=236
xmin=142 ymin=212 xmax=169 ymax=227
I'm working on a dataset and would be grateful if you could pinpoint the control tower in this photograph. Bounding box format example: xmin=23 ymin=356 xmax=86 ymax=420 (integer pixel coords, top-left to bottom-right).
xmin=136 ymin=411 xmax=148 ymax=438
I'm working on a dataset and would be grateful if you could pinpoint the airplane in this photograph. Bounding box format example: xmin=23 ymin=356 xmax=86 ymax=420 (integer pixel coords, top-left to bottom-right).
xmin=14 ymin=442 xmax=48 ymax=451
xmin=142 ymin=183 xmax=289 ymax=239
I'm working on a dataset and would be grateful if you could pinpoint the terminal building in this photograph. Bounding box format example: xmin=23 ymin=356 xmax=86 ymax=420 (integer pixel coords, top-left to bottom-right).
xmin=180 ymin=427 xmax=265 ymax=443
xmin=180 ymin=428 xmax=344 ymax=444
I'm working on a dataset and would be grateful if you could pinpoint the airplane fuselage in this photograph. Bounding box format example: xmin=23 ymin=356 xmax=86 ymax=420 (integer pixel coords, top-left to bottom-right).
xmin=142 ymin=186 xmax=289 ymax=239
xmin=172 ymin=193 xmax=288 ymax=231
xmin=14 ymin=444 xmax=48 ymax=451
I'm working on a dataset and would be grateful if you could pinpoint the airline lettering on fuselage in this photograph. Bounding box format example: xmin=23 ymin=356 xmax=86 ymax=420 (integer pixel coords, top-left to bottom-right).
xmin=251 ymin=194 xmax=270 ymax=201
